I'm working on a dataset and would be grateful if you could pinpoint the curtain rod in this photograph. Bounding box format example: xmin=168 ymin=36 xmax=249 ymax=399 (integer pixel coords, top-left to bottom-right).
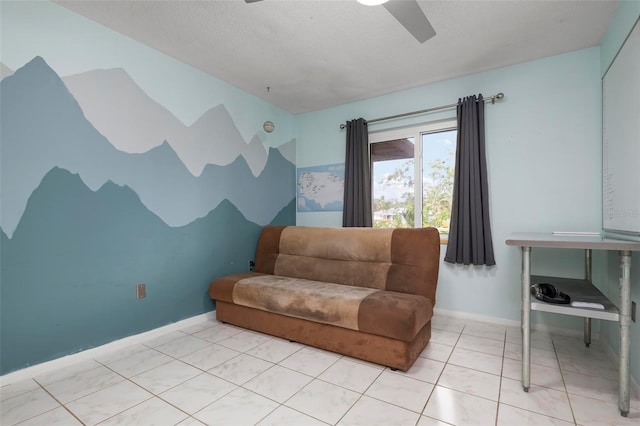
xmin=339 ymin=92 xmax=504 ymax=129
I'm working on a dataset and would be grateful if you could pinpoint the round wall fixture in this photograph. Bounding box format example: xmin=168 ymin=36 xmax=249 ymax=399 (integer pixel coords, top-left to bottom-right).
xmin=263 ymin=121 xmax=275 ymax=133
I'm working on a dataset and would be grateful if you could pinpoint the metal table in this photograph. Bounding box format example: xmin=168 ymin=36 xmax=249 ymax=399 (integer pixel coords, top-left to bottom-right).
xmin=506 ymin=232 xmax=640 ymax=417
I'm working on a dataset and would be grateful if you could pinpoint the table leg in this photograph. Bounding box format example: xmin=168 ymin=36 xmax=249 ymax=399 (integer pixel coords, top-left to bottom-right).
xmin=584 ymin=318 xmax=591 ymax=347
xmin=584 ymin=250 xmax=592 ymax=347
xmin=521 ymin=246 xmax=531 ymax=392
xmin=618 ymin=250 xmax=631 ymax=417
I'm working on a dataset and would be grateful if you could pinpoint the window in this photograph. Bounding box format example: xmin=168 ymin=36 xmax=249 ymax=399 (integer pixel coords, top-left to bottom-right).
xmin=370 ymin=120 xmax=457 ymax=240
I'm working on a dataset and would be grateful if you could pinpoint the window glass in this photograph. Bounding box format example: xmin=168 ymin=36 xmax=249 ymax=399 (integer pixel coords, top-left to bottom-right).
xmin=371 ymin=138 xmax=415 ymax=228
xmin=370 ymin=121 xmax=456 ymax=240
xmin=422 ymin=130 xmax=456 ymax=234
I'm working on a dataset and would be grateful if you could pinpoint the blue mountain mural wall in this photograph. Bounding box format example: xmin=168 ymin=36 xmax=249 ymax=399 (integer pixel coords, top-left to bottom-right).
xmin=0 ymin=56 xmax=296 ymax=374
xmin=1 ymin=57 xmax=295 ymax=238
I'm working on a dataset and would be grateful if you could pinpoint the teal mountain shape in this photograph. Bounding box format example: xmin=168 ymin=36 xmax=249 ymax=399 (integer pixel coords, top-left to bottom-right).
xmin=0 ymin=167 xmax=294 ymax=374
xmin=0 ymin=56 xmax=295 ymax=238
xmin=268 ymin=197 xmax=296 ymax=226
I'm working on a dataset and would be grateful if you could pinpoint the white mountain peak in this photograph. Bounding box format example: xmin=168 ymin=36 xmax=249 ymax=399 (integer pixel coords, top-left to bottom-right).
xmin=63 ymin=68 xmax=268 ymax=177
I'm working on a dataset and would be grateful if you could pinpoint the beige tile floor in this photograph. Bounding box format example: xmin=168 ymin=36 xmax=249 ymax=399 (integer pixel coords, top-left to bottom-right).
xmin=1 ymin=315 xmax=639 ymax=425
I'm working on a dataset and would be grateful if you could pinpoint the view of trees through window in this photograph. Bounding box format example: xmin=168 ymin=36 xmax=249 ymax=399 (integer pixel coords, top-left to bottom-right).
xmin=372 ymin=129 xmax=456 ymax=236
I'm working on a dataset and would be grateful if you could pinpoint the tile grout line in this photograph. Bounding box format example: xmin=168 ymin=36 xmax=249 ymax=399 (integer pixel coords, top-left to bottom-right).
xmin=417 ymin=325 xmax=466 ymax=422
xmin=493 ymin=330 xmax=507 ymax=426
xmin=332 ymin=365 xmax=386 ymax=425
xmin=247 ymin=343 xmax=338 ymax=425
xmin=273 ymin=352 xmax=366 ymax=425
xmin=496 ymin=334 xmax=580 ymax=425
xmin=71 ymin=359 xmax=173 ymax=425
xmin=85 ymin=341 xmax=247 ymax=425
xmin=552 ymin=336 xmax=579 ymax=425
xmin=33 ymin=378 xmax=87 ymax=426
xmin=188 ymin=335 xmax=329 ymax=425
xmin=149 ymin=333 xmax=308 ymax=424
xmin=415 ymin=324 xmax=460 ymax=424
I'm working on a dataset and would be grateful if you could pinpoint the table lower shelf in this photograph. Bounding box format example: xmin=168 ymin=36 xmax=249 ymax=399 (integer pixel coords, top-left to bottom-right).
xmin=530 ymin=275 xmax=620 ymax=321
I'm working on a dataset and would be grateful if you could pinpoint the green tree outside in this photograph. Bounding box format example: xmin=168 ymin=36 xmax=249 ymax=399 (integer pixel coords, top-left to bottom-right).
xmin=373 ymin=153 xmax=454 ymax=233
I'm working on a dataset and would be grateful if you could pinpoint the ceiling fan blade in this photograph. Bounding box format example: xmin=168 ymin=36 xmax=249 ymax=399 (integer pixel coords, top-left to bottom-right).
xmin=244 ymin=0 xmax=263 ymax=3
xmin=383 ymin=0 xmax=436 ymax=43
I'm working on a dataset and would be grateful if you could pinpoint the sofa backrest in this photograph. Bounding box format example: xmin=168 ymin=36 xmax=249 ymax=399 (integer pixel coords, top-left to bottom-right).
xmin=254 ymin=226 xmax=441 ymax=303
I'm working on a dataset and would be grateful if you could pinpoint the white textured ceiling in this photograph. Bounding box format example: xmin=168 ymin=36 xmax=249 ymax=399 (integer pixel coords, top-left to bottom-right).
xmin=56 ymin=0 xmax=618 ymax=114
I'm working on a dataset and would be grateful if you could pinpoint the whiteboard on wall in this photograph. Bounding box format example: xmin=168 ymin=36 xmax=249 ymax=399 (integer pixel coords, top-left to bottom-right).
xmin=602 ymin=18 xmax=640 ymax=235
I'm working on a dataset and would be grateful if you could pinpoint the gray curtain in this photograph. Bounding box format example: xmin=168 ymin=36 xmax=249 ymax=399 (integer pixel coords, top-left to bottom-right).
xmin=445 ymin=95 xmax=495 ymax=266
xmin=342 ymin=118 xmax=372 ymax=227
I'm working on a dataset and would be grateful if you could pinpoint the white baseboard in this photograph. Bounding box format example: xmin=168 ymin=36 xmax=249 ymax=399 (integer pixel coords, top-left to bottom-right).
xmin=434 ymin=307 xmax=521 ymax=328
xmin=434 ymin=307 xmax=600 ymax=339
xmin=0 ymin=311 xmax=216 ymax=386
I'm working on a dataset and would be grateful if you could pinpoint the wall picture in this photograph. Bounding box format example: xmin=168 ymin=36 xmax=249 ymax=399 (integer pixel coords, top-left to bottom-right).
xmin=297 ymin=163 xmax=345 ymax=212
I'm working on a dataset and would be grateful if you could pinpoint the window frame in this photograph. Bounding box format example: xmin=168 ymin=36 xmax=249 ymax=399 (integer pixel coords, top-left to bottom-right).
xmin=369 ymin=119 xmax=457 ymax=243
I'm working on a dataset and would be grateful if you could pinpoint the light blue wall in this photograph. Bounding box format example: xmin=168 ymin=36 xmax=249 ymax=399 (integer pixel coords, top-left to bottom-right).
xmin=599 ymin=0 xmax=640 ymax=388
xmin=0 ymin=2 xmax=296 ymax=374
xmin=297 ymin=47 xmax=604 ymax=328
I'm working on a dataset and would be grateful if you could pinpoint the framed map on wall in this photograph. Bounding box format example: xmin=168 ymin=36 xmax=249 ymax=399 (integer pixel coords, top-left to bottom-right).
xmin=297 ymin=163 xmax=345 ymax=212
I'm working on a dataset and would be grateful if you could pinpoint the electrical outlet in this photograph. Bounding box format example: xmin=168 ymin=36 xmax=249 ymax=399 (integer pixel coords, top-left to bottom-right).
xmin=249 ymin=260 xmax=255 ymax=272
xmin=632 ymin=301 xmax=637 ymax=323
xmin=136 ymin=283 xmax=146 ymax=299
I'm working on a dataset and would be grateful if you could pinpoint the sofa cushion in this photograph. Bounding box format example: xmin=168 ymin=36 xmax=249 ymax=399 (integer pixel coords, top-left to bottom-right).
xmin=254 ymin=226 xmax=440 ymax=304
xmin=234 ymin=275 xmax=377 ymax=330
xmin=209 ymin=273 xmax=433 ymax=342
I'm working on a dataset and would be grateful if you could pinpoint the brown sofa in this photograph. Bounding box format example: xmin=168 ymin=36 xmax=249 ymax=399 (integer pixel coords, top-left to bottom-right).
xmin=208 ymin=225 xmax=440 ymax=371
